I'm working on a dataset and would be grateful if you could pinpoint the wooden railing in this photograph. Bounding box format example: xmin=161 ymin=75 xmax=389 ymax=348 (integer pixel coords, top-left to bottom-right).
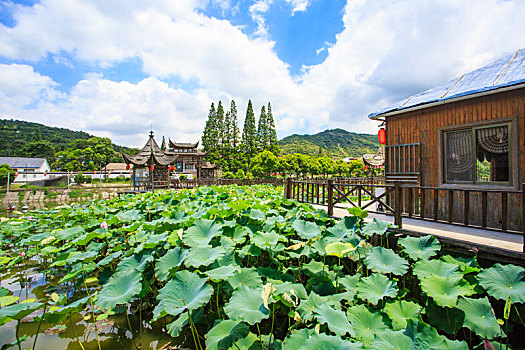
xmin=171 ymin=177 xmax=286 ymax=189
xmin=284 ymin=178 xmax=525 ymax=252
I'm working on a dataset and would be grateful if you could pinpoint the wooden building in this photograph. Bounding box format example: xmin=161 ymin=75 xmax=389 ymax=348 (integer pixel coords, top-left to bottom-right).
xmin=122 ymin=132 xmax=178 ymax=190
xmin=168 ymin=140 xmax=220 ymax=179
xmin=369 ymin=49 xmax=525 ymax=232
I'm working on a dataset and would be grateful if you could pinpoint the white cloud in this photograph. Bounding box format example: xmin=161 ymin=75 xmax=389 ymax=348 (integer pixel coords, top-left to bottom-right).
xmin=1 ymin=0 xmax=525 ymax=149
xmin=286 ymin=0 xmax=311 ymax=14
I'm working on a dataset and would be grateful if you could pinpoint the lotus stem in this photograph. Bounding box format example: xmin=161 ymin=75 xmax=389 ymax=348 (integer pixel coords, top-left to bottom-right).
xmin=15 ymin=319 xmax=21 ymax=350
xmin=32 ymin=304 xmax=47 ymax=350
xmin=256 ymin=323 xmax=263 ymax=350
xmin=82 ymin=266 xmax=101 ymax=350
xmin=126 ymin=311 xmax=139 ymax=349
xmin=70 ymin=314 xmax=85 ymax=350
xmin=269 ymin=303 xmax=275 ymax=346
xmin=216 ymin=282 xmax=221 ymax=319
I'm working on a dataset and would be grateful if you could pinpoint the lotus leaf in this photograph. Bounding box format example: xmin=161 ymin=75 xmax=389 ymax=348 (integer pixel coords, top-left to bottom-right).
xmin=297 ymin=292 xmax=328 ymax=321
xmin=420 ymin=275 xmax=474 ymax=308
xmin=347 ymin=206 xmax=368 ymax=219
xmin=283 ymin=329 xmax=310 ymax=349
xmin=425 ymin=302 xmax=464 ymax=335
xmin=117 ymin=209 xmax=143 ymax=222
xmin=96 ymin=251 xmax=123 ymax=268
xmin=155 ymin=247 xmax=187 ymax=281
xmin=346 ymin=304 xmax=386 ymax=345
xmin=251 ymin=231 xmax=284 ymax=249
xmin=166 ymin=309 xmax=204 ymax=337
xmin=55 ymin=226 xmax=84 ymax=241
xmin=248 ymin=209 xmax=266 ymax=221
xmin=404 ymin=319 xmax=468 ymax=349
xmin=325 ymin=241 xmax=355 ymax=258
xmin=229 ymin=332 xmax=259 ymax=349
xmin=0 ymin=295 xmax=19 ymax=307
xmin=183 ymin=219 xmax=223 ymax=246
xmin=365 ymin=247 xmax=408 ymax=276
xmin=413 ymin=259 xmax=462 ymax=280
xmin=96 ymin=270 xmax=142 ymax=309
xmin=398 ymin=235 xmax=440 ymax=261
xmin=273 ymin=282 xmax=308 ymax=300
xmin=224 ymin=286 xmax=269 ymax=325
xmin=302 ymin=332 xmax=363 ymax=349
xmin=116 ymin=253 xmax=153 ymax=274
xmin=361 ymin=218 xmax=390 ymax=237
xmin=0 ymin=301 xmax=43 ymax=326
xmin=205 ymin=265 xmax=240 ymax=282
xmin=292 ymin=219 xmax=321 ymax=240
xmin=356 ymin=273 xmax=398 ymax=305
xmin=477 ymin=263 xmax=525 ymax=303
xmin=384 ymin=300 xmax=422 ymax=330
xmin=313 ymin=303 xmax=353 ymax=336
xmin=441 ymin=255 xmax=479 ymax=274
xmin=338 ymin=273 xmax=361 ymax=292
xmin=457 ymin=297 xmax=501 ymax=339
xmin=185 ymin=245 xmax=226 ymax=268
xmin=227 ymin=268 xmax=263 ymax=290
xmin=205 ymin=320 xmax=250 ymax=350
xmin=369 ymin=330 xmax=412 ymax=350
xmin=153 ymin=270 xmax=213 ymax=320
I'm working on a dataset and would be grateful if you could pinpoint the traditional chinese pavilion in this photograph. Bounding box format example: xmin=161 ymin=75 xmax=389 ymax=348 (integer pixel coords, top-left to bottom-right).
xmin=168 ymin=140 xmax=221 ymax=179
xmin=122 ymin=131 xmax=178 ymax=190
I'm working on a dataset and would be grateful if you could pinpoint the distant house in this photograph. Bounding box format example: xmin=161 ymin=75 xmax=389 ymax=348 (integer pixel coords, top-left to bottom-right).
xmin=0 ymin=157 xmax=50 ymax=183
xmin=167 ymin=140 xmax=220 ymax=179
xmin=369 ymin=48 xmax=525 ymax=231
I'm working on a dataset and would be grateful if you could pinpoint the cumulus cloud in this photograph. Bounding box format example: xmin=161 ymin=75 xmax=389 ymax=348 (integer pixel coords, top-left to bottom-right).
xmin=0 ymin=0 xmax=525 ymax=148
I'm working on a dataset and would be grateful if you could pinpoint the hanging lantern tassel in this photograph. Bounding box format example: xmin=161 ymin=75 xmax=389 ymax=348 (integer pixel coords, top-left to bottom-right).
xmin=126 ymin=163 xmax=130 ymax=170
xmin=378 ymin=128 xmax=386 ymax=146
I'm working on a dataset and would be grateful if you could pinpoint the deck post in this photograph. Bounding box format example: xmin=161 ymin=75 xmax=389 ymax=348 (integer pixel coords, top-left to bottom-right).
xmin=394 ymin=181 xmax=403 ymax=228
xmin=285 ymin=178 xmax=292 ymax=199
xmin=522 ymin=183 xmax=525 ymax=253
xmin=327 ymin=179 xmax=334 ymax=217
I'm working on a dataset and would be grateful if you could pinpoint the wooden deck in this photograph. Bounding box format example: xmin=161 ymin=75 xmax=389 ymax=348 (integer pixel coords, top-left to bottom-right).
xmin=312 ymin=203 xmax=525 ymax=266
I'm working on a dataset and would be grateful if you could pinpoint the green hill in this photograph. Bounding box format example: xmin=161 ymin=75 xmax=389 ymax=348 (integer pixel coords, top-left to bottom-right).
xmin=0 ymin=119 xmax=138 ymax=161
xmin=279 ymin=128 xmax=378 ymax=159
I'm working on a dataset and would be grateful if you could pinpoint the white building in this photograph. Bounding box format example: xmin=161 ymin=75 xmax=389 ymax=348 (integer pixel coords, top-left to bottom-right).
xmin=0 ymin=157 xmax=51 ymax=183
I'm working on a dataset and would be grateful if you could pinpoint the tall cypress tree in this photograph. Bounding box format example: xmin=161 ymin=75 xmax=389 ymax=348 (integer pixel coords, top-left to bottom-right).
xmin=213 ymin=101 xmax=225 ymax=165
xmin=257 ymin=105 xmax=267 ymax=151
xmin=241 ymin=100 xmax=257 ymax=164
xmin=223 ymin=111 xmax=232 ymax=160
xmin=202 ymin=102 xmax=216 ymax=152
xmin=161 ymin=136 xmax=167 ymax=151
xmin=266 ymin=102 xmax=280 ymax=155
xmin=230 ymin=100 xmax=239 ymax=149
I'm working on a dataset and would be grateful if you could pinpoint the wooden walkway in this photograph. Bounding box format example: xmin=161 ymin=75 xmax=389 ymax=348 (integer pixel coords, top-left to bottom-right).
xmin=312 ymin=203 xmax=525 ymax=266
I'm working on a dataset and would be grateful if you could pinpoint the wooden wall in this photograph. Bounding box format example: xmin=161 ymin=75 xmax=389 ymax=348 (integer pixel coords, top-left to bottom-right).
xmin=385 ymin=87 xmax=524 ymax=231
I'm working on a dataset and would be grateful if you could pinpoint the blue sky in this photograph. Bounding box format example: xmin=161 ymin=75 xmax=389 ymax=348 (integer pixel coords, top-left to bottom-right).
xmin=0 ymin=0 xmax=524 ymax=147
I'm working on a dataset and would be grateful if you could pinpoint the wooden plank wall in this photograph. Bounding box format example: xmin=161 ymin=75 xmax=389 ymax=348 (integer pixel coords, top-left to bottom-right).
xmin=385 ymin=87 xmax=525 ymax=231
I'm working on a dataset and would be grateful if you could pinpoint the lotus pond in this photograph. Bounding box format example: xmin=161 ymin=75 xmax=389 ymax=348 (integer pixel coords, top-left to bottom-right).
xmin=0 ymin=185 xmax=524 ymax=349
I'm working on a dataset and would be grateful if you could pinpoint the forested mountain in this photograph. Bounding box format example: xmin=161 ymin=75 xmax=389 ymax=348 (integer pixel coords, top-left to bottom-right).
xmin=279 ymin=128 xmax=378 ymax=159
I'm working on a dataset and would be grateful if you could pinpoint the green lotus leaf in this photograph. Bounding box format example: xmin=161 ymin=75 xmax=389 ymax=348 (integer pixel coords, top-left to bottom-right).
xmin=297 ymin=292 xmax=329 ymax=322
xmin=0 ymin=295 xmax=19 ymax=307
xmin=55 ymin=226 xmax=85 ymax=241
xmin=229 ymin=332 xmax=259 ymax=350
xmin=248 ymin=209 xmax=266 ymax=221
xmin=44 ymin=296 xmax=90 ymax=323
xmin=413 ymin=259 xmax=462 ymax=280
xmin=116 ymin=253 xmax=153 ymax=274
xmin=365 ymin=247 xmax=408 ymax=276
xmin=361 ymin=218 xmax=390 ymax=236
xmin=96 ymin=250 xmax=123 ymax=268
xmin=205 ymin=320 xmax=250 ymax=350
xmin=346 ymin=304 xmax=386 ymax=345
xmin=155 ymin=247 xmax=187 ymax=281
xmin=292 ymin=219 xmax=322 ymax=240
xmin=251 ymin=231 xmax=285 ymax=249
xmin=457 ymin=297 xmax=501 ymax=339
xmin=185 ymin=245 xmax=226 ymax=268
xmin=205 ymin=265 xmax=241 ymax=282
xmin=425 ymin=302 xmax=464 ymax=335
xmin=183 ymin=218 xmax=223 ymax=246
xmin=0 ymin=301 xmax=43 ymax=326
xmin=96 ymin=270 xmax=142 ymax=309
xmin=302 ymin=260 xmax=325 ymax=276
xmin=230 ymin=226 xmax=248 ymax=244
xmin=20 ymin=232 xmax=50 ymax=245
xmin=356 ymin=273 xmax=398 ymax=305
xmin=224 ymin=286 xmax=269 ymax=325
xmin=420 ymin=275 xmax=474 ymax=308
xmin=347 ymin=206 xmax=368 ymax=219
xmin=384 ymin=300 xmax=422 ymax=330
xmin=441 ymin=255 xmax=480 ymax=274
xmin=404 ymin=319 xmax=468 ymax=349
xmin=166 ymin=308 xmax=204 ymax=338
xmin=227 ymin=267 xmax=263 ymax=290
xmin=398 ymin=235 xmax=440 ymax=261
xmin=117 ymin=209 xmax=143 ymax=222
xmin=339 ymin=273 xmax=361 ymax=292
xmin=325 ymin=241 xmax=355 ymax=258
xmin=478 ymin=263 xmax=525 ymax=303
xmin=143 ymin=232 xmax=168 ymax=249
xmin=153 ymin=270 xmax=213 ymax=320
xmin=331 ymin=216 xmax=359 ymax=234
xmin=314 ymin=303 xmax=353 ymax=337
xmin=272 ymin=282 xmax=308 ymax=300
xmin=283 ymin=329 xmax=310 ymax=350
xmin=369 ymin=330 xmax=412 ymax=350
xmin=302 ymin=332 xmax=363 ymax=349
xmin=227 ymin=199 xmax=250 ymax=212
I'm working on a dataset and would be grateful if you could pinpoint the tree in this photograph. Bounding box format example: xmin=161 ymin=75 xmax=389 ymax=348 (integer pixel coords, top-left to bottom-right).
xmin=161 ymin=136 xmax=167 ymax=151
xmin=266 ymin=102 xmax=280 ymax=155
xmin=0 ymin=164 xmax=15 ymax=186
xmin=20 ymin=140 xmax=56 ymax=163
xmin=251 ymin=150 xmax=278 ymax=177
xmin=256 ymin=105 xmax=267 ymax=151
xmin=202 ymin=103 xmax=216 ymax=152
xmin=241 ymin=100 xmax=257 ymax=166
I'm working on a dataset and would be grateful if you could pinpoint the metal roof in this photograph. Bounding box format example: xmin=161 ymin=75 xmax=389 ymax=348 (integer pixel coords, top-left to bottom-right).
xmin=369 ymin=48 xmax=525 ymax=119
xmin=0 ymin=157 xmax=47 ymax=168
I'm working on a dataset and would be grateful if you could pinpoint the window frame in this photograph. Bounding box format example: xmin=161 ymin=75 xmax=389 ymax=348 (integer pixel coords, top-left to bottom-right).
xmin=440 ymin=120 xmax=514 ymax=187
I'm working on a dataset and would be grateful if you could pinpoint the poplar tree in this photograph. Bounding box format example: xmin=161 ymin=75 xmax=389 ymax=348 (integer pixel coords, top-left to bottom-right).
xmin=241 ymin=100 xmax=257 ymax=164
xmin=266 ymin=102 xmax=280 ymax=155
xmin=202 ymin=102 xmax=216 ymax=152
xmin=161 ymin=136 xmax=167 ymax=151
xmin=213 ymin=101 xmax=225 ymax=164
xmin=257 ymin=105 xmax=268 ymax=151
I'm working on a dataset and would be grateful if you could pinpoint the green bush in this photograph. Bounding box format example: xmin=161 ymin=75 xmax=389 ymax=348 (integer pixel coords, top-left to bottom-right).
xmin=235 ymin=169 xmax=245 ymax=179
xmin=0 ymin=164 xmax=15 ymax=186
xmin=223 ymin=171 xmax=235 ymax=179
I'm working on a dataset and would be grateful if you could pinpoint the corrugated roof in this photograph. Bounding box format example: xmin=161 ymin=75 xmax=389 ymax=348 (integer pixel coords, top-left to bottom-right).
xmin=369 ymin=49 xmax=525 ymax=119
xmin=0 ymin=157 xmax=47 ymax=168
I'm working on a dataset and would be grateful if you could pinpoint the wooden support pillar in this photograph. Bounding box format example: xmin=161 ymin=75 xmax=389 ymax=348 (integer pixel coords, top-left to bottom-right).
xmin=463 ymin=191 xmax=469 ymax=226
xmin=522 ymin=183 xmax=525 ymax=253
xmin=327 ymin=179 xmax=334 ymax=217
xmin=481 ymin=192 xmax=488 ymax=228
xmin=285 ymin=178 xmax=292 ymax=199
xmin=448 ymin=190 xmax=454 ymax=223
xmin=394 ymin=181 xmax=402 ymax=228
xmin=501 ymin=192 xmax=507 ymax=232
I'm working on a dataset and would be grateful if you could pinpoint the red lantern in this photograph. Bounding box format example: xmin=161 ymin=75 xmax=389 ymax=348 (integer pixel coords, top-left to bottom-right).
xmin=150 ymin=165 xmax=154 ymax=171
xmin=44 ymin=171 xmax=47 ymax=176
xmin=108 ymin=171 xmax=112 ymax=176
xmin=126 ymin=163 xmax=130 ymax=170
xmin=169 ymin=165 xmax=175 ymax=171
xmin=69 ymin=171 xmax=73 ymax=175
xmin=94 ymin=170 xmax=97 ymax=175
xmin=378 ymin=128 xmax=386 ymax=146
xmin=364 ymin=166 xmax=369 ymax=171
xmin=14 ymin=171 xmax=18 ymax=177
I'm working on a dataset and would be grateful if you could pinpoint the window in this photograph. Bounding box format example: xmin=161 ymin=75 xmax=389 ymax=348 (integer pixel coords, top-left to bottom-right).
xmin=443 ymin=123 xmax=510 ymax=184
